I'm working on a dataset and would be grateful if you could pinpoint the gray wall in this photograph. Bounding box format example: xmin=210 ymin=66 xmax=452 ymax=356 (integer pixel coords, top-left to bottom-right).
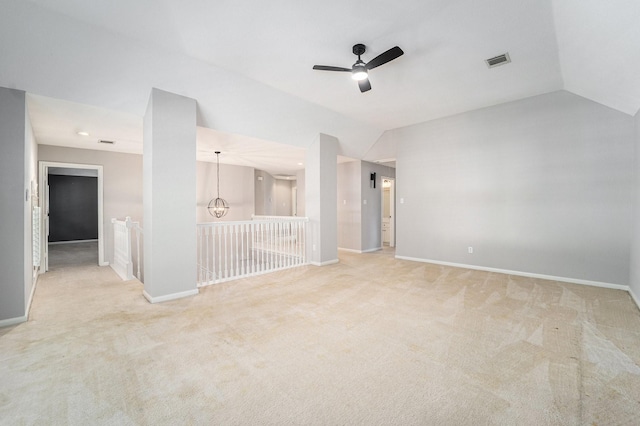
xmin=275 ymin=179 xmax=293 ymax=216
xmin=631 ymin=110 xmax=640 ymax=299
xmin=254 ymin=170 xmax=295 ymax=217
xmin=393 ymin=91 xmax=634 ymax=285
xmin=143 ymin=89 xmax=197 ymax=300
xmin=25 ymin=106 xmax=37 ymax=313
xmin=336 ymin=160 xmax=396 ymax=252
xmin=254 ymin=169 xmax=275 ymax=216
xmin=40 ymin=146 xmax=258 ymax=260
xmin=0 ymin=88 xmax=29 ymax=321
xmin=337 ymin=161 xmax=362 ymax=251
xmin=306 ymin=134 xmax=338 ymax=264
xmin=296 ymin=169 xmax=305 ymax=217
xmin=38 ymin=145 xmax=143 ymax=265
xmin=197 ymin=162 xmax=255 ymax=222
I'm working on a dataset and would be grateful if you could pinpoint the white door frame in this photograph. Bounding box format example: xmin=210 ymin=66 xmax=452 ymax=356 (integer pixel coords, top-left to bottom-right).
xmin=38 ymin=161 xmax=107 ymax=271
xmin=381 ymin=176 xmax=395 ymax=248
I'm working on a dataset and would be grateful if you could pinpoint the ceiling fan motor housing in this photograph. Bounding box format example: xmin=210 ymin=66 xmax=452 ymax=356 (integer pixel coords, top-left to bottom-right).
xmin=352 ymin=44 xmax=366 ymax=56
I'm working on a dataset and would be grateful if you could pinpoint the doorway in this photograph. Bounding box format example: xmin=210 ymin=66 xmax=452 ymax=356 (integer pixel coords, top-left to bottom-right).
xmin=38 ymin=161 xmax=106 ymax=271
xmin=381 ymin=177 xmax=395 ymax=248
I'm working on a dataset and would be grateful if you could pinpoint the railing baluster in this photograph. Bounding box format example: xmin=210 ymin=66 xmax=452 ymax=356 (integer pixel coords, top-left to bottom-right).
xmin=235 ymin=224 xmax=239 ymax=277
xmin=253 ymin=223 xmax=257 ymax=273
xmin=217 ymin=225 xmax=222 ymax=283
xmin=260 ymin=222 xmax=265 ymax=272
xmin=223 ymin=225 xmax=227 ymax=279
xmin=193 ymin=217 xmax=308 ymax=287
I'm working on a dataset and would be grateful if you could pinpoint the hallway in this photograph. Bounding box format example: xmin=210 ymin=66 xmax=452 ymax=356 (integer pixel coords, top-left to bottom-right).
xmin=47 ymin=241 xmax=99 ymax=271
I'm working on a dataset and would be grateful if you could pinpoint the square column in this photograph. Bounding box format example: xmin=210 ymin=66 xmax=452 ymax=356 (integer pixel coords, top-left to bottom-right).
xmin=143 ymin=88 xmax=198 ymax=303
xmin=306 ymin=133 xmax=338 ymax=266
xmin=0 ymin=87 xmax=28 ymax=324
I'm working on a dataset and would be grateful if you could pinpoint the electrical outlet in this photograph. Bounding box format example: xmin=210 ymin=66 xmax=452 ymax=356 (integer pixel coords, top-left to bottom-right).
xmin=468 ymin=246 xmax=473 ymax=254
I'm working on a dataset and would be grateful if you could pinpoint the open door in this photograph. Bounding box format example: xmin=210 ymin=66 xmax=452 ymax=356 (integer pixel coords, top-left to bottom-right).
xmin=381 ymin=177 xmax=395 ymax=248
xmin=44 ymin=172 xmax=49 ymax=271
xmin=39 ymin=161 xmax=107 ymax=272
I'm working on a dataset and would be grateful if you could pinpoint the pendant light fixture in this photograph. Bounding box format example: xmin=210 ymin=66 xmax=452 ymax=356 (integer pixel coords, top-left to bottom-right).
xmin=207 ymin=151 xmax=230 ymax=218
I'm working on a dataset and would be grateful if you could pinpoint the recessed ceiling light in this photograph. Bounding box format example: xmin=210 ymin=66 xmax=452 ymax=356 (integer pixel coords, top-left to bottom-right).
xmin=297 ymin=162 xmax=303 ymax=166
xmin=77 ymin=131 xmax=90 ymax=136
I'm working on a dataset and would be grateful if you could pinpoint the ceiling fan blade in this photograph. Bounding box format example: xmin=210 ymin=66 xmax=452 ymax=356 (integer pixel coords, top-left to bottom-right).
xmin=313 ymin=65 xmax=352 ymax=72
xmin=358 ymin=78 xmax=371 ymax=93
xmin=365 ymin=46 xmax=404 ymax=70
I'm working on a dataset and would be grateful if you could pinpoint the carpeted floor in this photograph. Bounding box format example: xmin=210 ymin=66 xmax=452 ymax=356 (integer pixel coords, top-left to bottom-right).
xmin=1 ymin=245 xmax=639 ymax=425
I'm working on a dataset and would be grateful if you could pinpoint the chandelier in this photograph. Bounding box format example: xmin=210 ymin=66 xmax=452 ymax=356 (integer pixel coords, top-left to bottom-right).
xmin=207 ymin=151 xmax=230 ymax=218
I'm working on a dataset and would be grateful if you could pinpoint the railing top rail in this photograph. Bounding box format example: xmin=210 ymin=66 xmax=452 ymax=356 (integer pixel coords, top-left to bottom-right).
xmin=197 ymin=217 xmax=309 ymax=227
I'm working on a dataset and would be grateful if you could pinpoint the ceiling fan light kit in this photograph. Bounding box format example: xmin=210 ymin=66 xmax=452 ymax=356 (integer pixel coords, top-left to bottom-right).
xmin=351 ymin=65 xmax=368 ymax=81
xmin=313 ymin=43 xmax=404 ymax=93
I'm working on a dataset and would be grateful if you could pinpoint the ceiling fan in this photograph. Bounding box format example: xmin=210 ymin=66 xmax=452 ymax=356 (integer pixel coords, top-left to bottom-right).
xmin=313 ymin=44 xmax=404 ymax=93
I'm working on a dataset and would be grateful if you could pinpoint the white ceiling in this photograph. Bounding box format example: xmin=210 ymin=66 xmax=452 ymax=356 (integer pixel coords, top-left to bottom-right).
xmin=6 ymin=0 xmax=640 ymax=167
xmin=27 ymin=94 xmax=355 ymax=176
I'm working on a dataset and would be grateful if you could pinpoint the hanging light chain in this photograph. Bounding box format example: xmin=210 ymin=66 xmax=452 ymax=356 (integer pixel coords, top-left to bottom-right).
xmin=208 ymin=151 xmax=230 ymax=218
xmin=216 ymin=151 xmax=221 ymax=198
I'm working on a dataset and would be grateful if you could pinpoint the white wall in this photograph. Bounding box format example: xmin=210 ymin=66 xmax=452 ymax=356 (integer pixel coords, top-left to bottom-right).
xmin=337 ymin=161 xmax=362 ymax=251
xmin=38 ymin=145 xmax=143 ymax=265
xmin=392 ymin=91 xmax=634 ymax=285
xmin=197 ymin=162 xmax=255 ymax=222
xmin=630 ymin=110 xmax=640 ymax=304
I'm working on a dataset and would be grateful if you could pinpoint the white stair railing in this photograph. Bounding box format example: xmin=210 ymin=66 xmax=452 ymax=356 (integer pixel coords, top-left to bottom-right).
xmin=111 ymin=217 xmax=143 ymax=282
xmin=197 ymin=217 xmax=308 ymax=286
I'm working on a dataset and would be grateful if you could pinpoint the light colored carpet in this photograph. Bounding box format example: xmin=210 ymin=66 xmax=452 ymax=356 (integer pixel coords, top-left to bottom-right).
xmin=48 ymin=241 xmax=99 ymax=271
xmin=1 ymin=246 xmax=639 ymax=425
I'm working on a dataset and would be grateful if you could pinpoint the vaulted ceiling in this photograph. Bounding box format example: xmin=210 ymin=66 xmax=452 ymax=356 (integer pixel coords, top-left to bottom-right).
xmin=2 ymin=0 xmax=640 ymax=167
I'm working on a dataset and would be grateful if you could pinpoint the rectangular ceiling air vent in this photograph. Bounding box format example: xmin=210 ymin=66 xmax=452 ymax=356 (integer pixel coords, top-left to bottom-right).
xmin=98 ymin=139 xmax=115 ymax=145
xmin=485 ymin=52 xmax=511 ymax=68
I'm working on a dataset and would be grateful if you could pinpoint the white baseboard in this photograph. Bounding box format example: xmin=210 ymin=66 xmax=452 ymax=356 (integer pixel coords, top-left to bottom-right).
xmin=338 ymin=247 xmax=362 ymax=253
xmin=362 ymin=247 xmax=382 ymax=253
xmin=143 ymin=288 xmax=199 ymax=304
xmin=0 ymin=315 xmax=27 ymax=328
xmin=49 ymin=239 xmax=98 ymax=245
xmin=25 ymin=273 xmax=39 ymax=319
xmin=338 ymin=247 xmax=382 ymax=254
xmin=2 ymin=274 xmax=40 ymax=328
xmin=395 ymin=255 xmax=629 ymax=291
xmin=310 ymin=259 xmax=339 ymax=267
xmin=99 ymin=261 xmax=110 ymax=266
xmin=629 ymin=287 xmax=640 ymax=311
